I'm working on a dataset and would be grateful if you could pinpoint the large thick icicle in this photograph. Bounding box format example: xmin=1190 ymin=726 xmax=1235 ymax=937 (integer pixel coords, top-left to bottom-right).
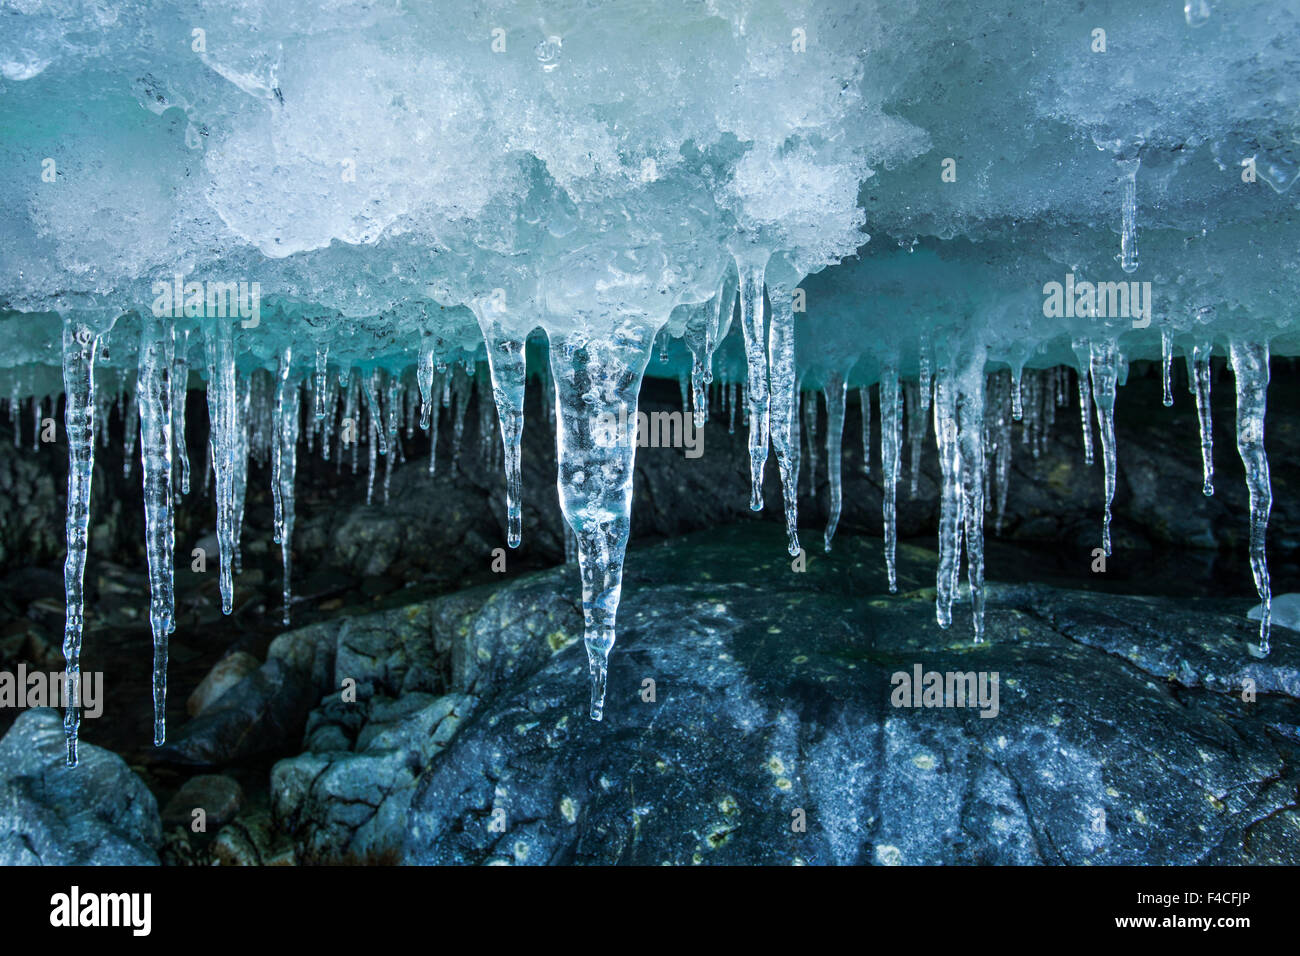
xmin=933 ymin=362 xmax=962 ymax=628
xmin=1190 ymin=342 xmax=1215 ymax=496
xmin=203 ymin=319 xmax=239 ymax=614
xmin=1089 ymin=339 xmax=1120 ymax=556
xmin=879 ymin=363 xmax=901 ymax=592
xmin=734 ymin=250 xmax=771 ymax=510
xmin=273 ymin=347 xmax=301 ymax=627
xmin=476 ymin=312 xmax=528 ymax=548
xmin=60 ymin=315 xmax=104 ymax=767
xmin=823 ymin=371 xmax=846 ymax=553
xmin=1229 ymin=340 xmax=1272 ymax=656
xmin=549 ymin=320 xmax=657 ymax=721
xmin=956 ymin=354 xmax=986 ymax=642
xmin=766 ymin=259 xmax=802 ymax=556
xmin=137 ymin=310 xmax=176 ymax=745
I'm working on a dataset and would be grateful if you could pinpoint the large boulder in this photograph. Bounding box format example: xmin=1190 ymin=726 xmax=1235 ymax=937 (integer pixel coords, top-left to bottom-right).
xmin=0 ymin=708 xmax=162 ymax=865
xmin=397 ymin=525 xmax=1300 ymax=865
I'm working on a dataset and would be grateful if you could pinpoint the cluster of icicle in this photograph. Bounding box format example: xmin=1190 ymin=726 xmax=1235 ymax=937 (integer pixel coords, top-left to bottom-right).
xmin=50 ymin=300 xmax=1274 ymax=764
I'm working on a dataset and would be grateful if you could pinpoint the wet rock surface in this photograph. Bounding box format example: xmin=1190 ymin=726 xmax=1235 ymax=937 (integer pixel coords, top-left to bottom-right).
xmin=0 ymin=708 xmax=161 ymax=865
xmin=395 ymin=526 xmax=1300 ymax=865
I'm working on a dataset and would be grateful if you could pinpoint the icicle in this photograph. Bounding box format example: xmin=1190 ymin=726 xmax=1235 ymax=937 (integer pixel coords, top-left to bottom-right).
xmin=992 ymin=372 xmax=1013 ymax=536
xmin=418 ymin=334 xmax=435 ymax=429
xmin=1011 ymin=361 xmax=1024 ymax=421
xmin=734 ymin=252 xmax=771 ymax=510
xmin=549 ymin=320 xmax=657 ymax=721
xmin=60 ymin=316 xmax=104 ymax=766
xmin=341 ymin=375 xmax=357 ymax=473
xmin=137 ymin=311 xmax=175 ymax=745
xmin=31 ymin=396 xmax=41 ymax=451
xmin=880 ymin=364 xmax=901 ymax=593
xmin=823 ymin=372 xmax=846 ymax=553
xmin=1118 ymin=157 xmax=1140 ymax=274
xmin=859 ymin=386 xmax=872 ymax=474
xmin=427 ymin=371 xmax=442 ymax=476
xmin=803 ymin=391 xmax=819 ymax=498
xmin=385 ymin=370 xmax=402 ymax=447
xmin=957 ymin=355 xmax=986 ymax=642
xmin=933 ymin=363 xmax=961 ymax=628
xmin=766 ymin=277 xmax=801 ymax=556
xmin=320 ymin=373 xmax=338 ymax=462
xmin=1161 ymin=329 xmax=1174 ymax=408
xmin=1191 ymin=342 xmax=1215 ymax=496
xmin=690 ymin=356 xmax=708 ymax=429
xmin=476 ymin=318 xmax=527 ymax=548
xmin=678 ymin=372 xmax=689 ymax=419
xmin=905 ymin=379 xmax=925 ymax=497
xmin=314 ymin=345 xmax=329 ymax=421
xmin=1089 ymin=340 xmax=1120 ymax=556
xmin=171 ymin=329 xmax=191 ymax=496
xmin=274 ymin=347 xmax=301 ymax=627
xmin=1068 ymin=340 xmax=1093 ymax=466
xmin=232 ymin=374 xmax=250 ymax=576
xmin=705 ymin=267 xmax=738 ymax=378
xmin=203 ymin=319 xmax=239 ymax=614
xmin=366 ymin=408 xmax=378 ymax=506
xmin=1228 ymin=340 xmax=1271 ymax=656
xmin=362 ymin=369 xmax=388 ymax=457
xmin=727 ymin=382 xmax=737 ymax=434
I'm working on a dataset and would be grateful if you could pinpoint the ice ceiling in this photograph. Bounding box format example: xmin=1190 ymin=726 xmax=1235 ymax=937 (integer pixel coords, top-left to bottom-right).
xmin=0 ymin=0 xmax=1297 ymax=761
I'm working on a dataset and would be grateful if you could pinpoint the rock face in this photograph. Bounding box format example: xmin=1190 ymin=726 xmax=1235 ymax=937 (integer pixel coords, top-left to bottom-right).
xmin=0 ymin=708 xmax=162 ymax=865
xmin=268 ymin=577 xmax=580 ymax=863
xmin=261 ymin=525 xmax=1300 ymax=864
xmin=156 ymin=658 xmax=316 ymax=766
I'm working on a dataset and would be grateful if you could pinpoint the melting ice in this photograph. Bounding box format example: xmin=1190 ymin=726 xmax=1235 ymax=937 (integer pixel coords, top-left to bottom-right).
xmin=0 ymin=0 xmax=1295 ymax=760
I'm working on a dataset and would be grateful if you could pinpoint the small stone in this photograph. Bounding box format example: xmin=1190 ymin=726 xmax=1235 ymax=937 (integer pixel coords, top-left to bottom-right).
xmin=187 ymin=650 xmax=260 ymax=717
xmin=163 ymin=774 xmax=244 ymax=829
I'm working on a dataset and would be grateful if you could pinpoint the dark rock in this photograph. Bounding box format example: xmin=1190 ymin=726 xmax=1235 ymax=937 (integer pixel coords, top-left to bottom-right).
xmin=156 ymin=658 xmax=316 ymax=766
xmin=392 ymin=525 xmax=1300 ymax=865
xmin=187 ymin=650 xmax=261 ymax=716
xmin=162 ymin=774 xmax=244 ymax=828
xmin=268 ymin=572 xmax=583 ymax=862
xmin=0 ymin=708 xmax=161 ymax=865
